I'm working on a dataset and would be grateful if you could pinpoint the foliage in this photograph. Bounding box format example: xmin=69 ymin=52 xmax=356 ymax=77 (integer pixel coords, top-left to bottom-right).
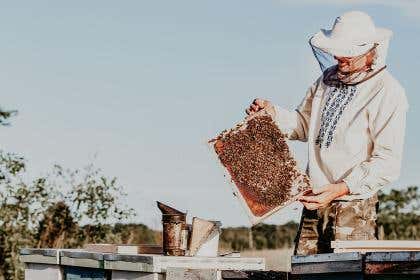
xmin=0 ymin=118 xmax=136 ymax=280
xmin=220 ymin=222 xmax=299 ymax=252
xmin=74 ymin=223 xmax=160 ymax=246
xmin=0 ymin=108 xmax=17 ymax=127
xmin=110 ymin=223 xmax=161 ymax=244
xmin=0 ymin=153 xmax=137 ymax=279
xmin=0 ymin=107 xmax=142 ymax=279
xmin=53 ymin=164 xmax=135 ymax=225
xmin=0 ymin=152 xmax=53 ymax=280
xmin=36 ymin=201 xmax=78 ymax=248
xmin=377 ymin=186 xmax=420 ymax=240
xmin=220 ymin=226 xmax=252 ymax=251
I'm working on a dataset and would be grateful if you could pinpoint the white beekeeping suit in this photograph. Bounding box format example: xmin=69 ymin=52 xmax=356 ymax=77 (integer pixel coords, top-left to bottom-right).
xmin=274 ymin=11 xmax=408 ymax=201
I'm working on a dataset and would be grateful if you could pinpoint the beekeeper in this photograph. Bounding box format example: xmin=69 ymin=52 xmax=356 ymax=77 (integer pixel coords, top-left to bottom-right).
xmin=246 ymin=11 xmax=408 ymax=255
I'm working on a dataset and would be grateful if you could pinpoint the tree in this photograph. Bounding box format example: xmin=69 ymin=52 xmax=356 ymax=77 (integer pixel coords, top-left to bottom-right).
xmin=219 ymin=222 xmax=299 ymax=251
xmin=36 ymin=201 xmax=78 ymax=248
xmin=0 ymin=152 xmax=53 ymax=279
xmin=377 ymin=186 xmax=420 ymax=240
xmin=0 ymin=108 xmax=17 ymax=126
xmin=54 ymin=164 xmax=135 ymax=226
xmin=0 ymin=108 xmax=52 ymax=279
xmin=0 ymin=107 xmax=136 ymax=280
xmin=0 ymin=160 xmax=136 ymax=279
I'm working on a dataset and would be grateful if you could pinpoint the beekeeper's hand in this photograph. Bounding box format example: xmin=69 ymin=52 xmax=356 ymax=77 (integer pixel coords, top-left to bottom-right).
xmin=245 ymin=99 xmax=276 ymax=118
xmin=299 ymin=182 xmax=350 ymax=210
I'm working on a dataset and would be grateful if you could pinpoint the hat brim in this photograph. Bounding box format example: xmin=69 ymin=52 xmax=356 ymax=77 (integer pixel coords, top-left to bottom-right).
xmin=310 ymin=27 xmax=393 ymax=57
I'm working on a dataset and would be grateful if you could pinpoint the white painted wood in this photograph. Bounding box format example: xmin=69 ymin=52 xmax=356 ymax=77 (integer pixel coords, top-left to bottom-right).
xmin=291 ymin=252 xmax=361 ymax=264
xmin=104 ymin=260 xmax=155 ymax=272
xmin=20 ymin=255 xmax=58 ymax=265
xmin=332 ymin=240 xmax=420 ymax=253
xmin=166 ymin=268 xmax=221 ymax=280
xmin=24 ymin=263 xmax=63 ymax=280
xmin=111 ymin=271 xmax=163 ymax=280
xmin=155 ymin=255 xmax=265 ymax=272
xmin=335 ymin=248 xmax=420 ymax=253
xmin=104 ymin=254 xmax=265 ymax=273
xmin=84 ymin=244 xmax=145 ymax=255
xmin=21 ymin=248 xmax=264 ymax=278
xmin=60 ymin=256 xmax=103 ymax=269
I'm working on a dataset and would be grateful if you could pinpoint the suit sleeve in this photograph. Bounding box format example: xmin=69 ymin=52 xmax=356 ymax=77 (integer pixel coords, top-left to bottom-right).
xmin=273 ymin=78 xmax=321 ymax=142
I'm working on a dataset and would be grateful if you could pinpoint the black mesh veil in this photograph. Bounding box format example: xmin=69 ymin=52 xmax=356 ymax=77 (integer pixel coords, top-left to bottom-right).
xmin=309 ymin=36 xmax=387 ymax=86
xmin=309 ymin=36 xmax=337 ymax=73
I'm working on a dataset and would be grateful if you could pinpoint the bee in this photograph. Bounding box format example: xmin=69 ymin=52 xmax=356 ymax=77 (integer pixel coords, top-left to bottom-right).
xmin=214 ymin=115 xmax=311 ymax=213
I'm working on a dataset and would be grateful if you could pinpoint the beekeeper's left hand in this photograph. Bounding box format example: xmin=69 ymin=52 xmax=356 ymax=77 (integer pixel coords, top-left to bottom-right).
xmin=245 ymin=98 xmax=276 ymax=118
xmin=299 ymin=182 xmax=349 ymax=210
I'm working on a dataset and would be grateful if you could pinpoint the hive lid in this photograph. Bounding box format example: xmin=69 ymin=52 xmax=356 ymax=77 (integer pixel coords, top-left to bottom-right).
xmin=209 ymin=111 xmax=312 ymax=225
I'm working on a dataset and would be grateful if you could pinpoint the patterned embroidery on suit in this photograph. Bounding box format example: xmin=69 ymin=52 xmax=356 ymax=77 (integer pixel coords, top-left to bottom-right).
xmin=315 ymin=84 xmax=357 ymax=148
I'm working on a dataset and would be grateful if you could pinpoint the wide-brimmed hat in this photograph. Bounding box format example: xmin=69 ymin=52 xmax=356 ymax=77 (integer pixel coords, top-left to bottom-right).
xmin=310 ymin=11 xmax=393 ymax=57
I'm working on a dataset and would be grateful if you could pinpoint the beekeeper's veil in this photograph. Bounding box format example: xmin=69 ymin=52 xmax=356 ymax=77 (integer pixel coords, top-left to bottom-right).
xmin=309 ymin=11 xmax=392 ymax=85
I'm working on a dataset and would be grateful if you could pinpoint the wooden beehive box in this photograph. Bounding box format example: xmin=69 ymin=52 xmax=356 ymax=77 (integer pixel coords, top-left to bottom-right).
xmin=209 ymin=112 xmax=311 ymax=225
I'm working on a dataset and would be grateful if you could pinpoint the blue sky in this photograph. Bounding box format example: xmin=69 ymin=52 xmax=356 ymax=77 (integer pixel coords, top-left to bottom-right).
xmin=1 ymin=1 xmax=419 ymax=228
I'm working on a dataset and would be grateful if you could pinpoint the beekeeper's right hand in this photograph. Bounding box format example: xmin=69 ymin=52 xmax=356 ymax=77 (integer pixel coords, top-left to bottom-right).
xmin=245 ymin=98 xmax=276 ymax=118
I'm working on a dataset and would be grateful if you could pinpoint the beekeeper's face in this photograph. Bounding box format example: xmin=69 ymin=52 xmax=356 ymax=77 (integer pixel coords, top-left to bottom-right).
xmin=335 ymin=50 xmax=375 ymax=73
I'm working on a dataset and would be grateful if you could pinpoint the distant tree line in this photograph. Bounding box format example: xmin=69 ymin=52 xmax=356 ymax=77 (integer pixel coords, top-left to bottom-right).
xmin=220 ymin=222 xmax=299 ymax=252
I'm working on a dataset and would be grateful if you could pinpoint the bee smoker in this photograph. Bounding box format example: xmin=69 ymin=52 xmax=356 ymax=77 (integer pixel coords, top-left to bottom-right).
xmin=157 ymin=201 xmax=188 ymax=256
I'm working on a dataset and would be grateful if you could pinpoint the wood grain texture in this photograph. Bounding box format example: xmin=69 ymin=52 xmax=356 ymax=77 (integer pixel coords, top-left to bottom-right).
xmin=166 ymin=268 xmax=220 ymax=280
xmin=365 ymin=251 xmax=420 ymax=275
xmin=332 ymin=240 xmax=420 ymax=251
xmin=111 ymin=271 xmax=163 ymax=280
xmin=291 ymin=260 xmax=362 ymax=274
xmin=221 ymin=270 xmax=288 ymax=280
